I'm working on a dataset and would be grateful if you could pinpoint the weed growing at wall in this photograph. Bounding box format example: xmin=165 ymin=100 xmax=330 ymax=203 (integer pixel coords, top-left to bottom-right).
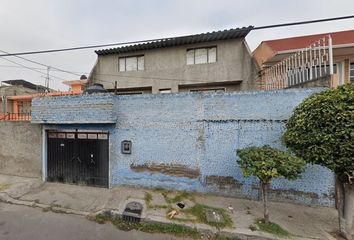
xmin=253 ymin=219 xmax=289 ymax=237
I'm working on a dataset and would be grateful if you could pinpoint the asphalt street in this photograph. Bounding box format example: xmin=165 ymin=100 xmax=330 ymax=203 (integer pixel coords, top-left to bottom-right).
xmin=0 ymin=202 xmax=181 ymax=240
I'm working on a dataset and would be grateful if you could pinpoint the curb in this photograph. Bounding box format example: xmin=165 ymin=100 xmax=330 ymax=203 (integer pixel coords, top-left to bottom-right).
xmin=0 ymin=193 xmax=287 ymax=240
xmin=99 ymin=208 xmax=277 ymax=240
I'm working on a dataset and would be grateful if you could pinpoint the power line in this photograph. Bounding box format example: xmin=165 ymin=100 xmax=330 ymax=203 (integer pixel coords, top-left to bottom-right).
xmin=0 ymin=61 xmax=268 ymax=87
xmin=0 ymin=57 xmax=65 ymax=80
xmin=0 ymin=60 xmax=249 ymax=84
xmin=0 ymin=50 xmax=68 ymax=90
xmin=0 ymin=63 xmax=262 ymax=86
xmin=0 ymin=48 xmax=88 ymax=89
xmin=0 ymin=64 xmax=47 ymax=70
xmin=0 ymin=38 xmax=170 ymax=57
xmin=0 ymin=63 xmax=88 ymax=74
xmin=253 ymin=15 xmax=354 ymax=30
xmin=0 ymin=49 xmax=82 ymax=77
xmin=0 ymin=15 xmax=353 ymax=57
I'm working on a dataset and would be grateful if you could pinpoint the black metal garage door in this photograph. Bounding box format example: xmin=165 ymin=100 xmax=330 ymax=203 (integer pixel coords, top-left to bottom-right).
xmin=47 ymin=131 xmax=109 ymax=187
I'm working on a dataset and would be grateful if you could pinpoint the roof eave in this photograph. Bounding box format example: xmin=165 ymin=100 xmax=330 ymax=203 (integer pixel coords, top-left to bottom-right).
xmin=95 ymin=26 xmax=253 ymax=56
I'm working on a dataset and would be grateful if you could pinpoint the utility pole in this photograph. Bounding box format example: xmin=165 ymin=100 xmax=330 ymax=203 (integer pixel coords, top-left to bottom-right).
xmin=45 ymin=66 xmax=51 ymax=92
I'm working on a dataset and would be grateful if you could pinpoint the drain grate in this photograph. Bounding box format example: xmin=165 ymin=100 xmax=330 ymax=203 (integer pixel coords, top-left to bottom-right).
xmin=122 ymin=201 xmax=143 ymax=223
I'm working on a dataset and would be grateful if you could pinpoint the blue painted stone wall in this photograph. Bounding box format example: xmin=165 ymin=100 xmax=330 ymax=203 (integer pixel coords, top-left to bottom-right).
xmin=33 ymin=89 xmax=335 ymax=206
xmin=31 ymin=94 xmax=116 ymax=124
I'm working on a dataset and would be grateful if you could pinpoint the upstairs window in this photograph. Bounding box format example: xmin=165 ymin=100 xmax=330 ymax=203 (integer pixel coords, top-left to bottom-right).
xmin=187 ymin=47 xmax=216 ymax=65
xmin=350 ymin=62 xmax=354 ymax=83
xmin=119 ymin=55 xmax=144 ymax=71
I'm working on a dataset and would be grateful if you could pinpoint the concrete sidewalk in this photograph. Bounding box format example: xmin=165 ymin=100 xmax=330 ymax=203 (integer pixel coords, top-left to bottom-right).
xmin=0 ymin=174 xmax=343 ymax=240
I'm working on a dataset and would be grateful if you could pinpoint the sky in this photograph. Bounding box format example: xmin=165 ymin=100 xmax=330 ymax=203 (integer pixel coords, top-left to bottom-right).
xmin=0 ymin=0 xmax=354 ymax=90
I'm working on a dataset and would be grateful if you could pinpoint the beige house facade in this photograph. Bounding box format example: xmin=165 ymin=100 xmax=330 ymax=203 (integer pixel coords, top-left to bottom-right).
xmin=89 ymin=27 xmax=259 ymax=94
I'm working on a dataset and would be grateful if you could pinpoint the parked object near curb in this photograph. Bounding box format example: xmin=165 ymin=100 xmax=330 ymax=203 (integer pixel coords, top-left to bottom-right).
xmin=122 ymin=201 xmax=143 ymax=223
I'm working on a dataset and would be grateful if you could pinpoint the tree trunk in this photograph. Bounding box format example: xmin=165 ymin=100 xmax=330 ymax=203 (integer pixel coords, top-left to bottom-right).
xmin=343 ymin=183 xmax=354 ymax=240
xmin=261 ymin=182 xmax=270 ymax=223
xmin=337 ymin=176 xmax=345 ymax=234
xmin=337 ymin=176 xmax=354 ymax=240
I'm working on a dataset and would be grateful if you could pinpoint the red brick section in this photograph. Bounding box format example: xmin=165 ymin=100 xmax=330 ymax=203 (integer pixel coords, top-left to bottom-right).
xmin=264 ymin=29 xmax=354 ymax=52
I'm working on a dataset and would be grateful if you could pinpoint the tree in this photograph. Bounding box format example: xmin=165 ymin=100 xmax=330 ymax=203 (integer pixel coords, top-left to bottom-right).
xmin=236 ymin=145 xmax=305 ymax=222
xmin=283 ymin=84 xmax=354 ymax=239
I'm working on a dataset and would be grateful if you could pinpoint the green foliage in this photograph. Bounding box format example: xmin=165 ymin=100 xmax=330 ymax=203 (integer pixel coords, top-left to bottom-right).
xmin=92 ymin=213 xmax=201 ymax=239
xmin=212 ymin=235 xmax=240 ymax=240
xmin=237 ymin=145 xmax=305 ymax=184
xmin=0 ymin=183 xmax=9 ymax=191
xmin=171 ymin=191 xmax=195 ymax=203
xmin=254 ymin=219 xmax=289 ymax=237
xmin=144 ymin=192 xmax=153 ymax=206
xmin=283 ymin=84 xmax=354 ymax=176
xmin=94 ymin=213 xmax=110 ymax=224
xmin=184 ymin=204 xmax=233 ymax=229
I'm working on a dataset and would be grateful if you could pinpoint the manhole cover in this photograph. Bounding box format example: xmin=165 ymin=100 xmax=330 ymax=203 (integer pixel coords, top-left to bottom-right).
xmin=122 ymin=201 xmax=143 ymax=223
xmin=204 ymin=208 xmax=224 ymax=223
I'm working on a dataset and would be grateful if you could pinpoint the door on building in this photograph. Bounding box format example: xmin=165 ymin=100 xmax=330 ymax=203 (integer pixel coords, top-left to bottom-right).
xmin=47 ymin=131 xmax=109 ymax=187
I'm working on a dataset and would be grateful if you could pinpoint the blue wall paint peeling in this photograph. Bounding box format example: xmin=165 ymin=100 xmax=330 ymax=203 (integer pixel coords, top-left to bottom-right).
xmin=33 ymin=89 xmax=335 ymax=206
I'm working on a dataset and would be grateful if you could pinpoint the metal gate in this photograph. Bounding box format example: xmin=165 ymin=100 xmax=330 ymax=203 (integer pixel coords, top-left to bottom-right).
xmin=47 ymin=131 xmax=109 ymax=187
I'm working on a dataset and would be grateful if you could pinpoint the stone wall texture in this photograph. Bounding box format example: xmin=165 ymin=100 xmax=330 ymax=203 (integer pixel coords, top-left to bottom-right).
xmin=31 ymin=94 xmax=116 ymax=124
xmin=33 ymin=89 xmax=335 ymax=206
xmin=0 ymin=121 xmax=42 ymax=177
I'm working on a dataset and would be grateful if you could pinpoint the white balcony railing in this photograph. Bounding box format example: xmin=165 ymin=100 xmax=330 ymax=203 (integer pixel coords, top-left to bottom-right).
xmin=261 ymin=35 xmax=333 ymax=90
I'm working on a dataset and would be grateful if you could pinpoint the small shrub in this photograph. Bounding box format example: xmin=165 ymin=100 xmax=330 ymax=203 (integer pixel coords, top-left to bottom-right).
xmin=255 ymin=219 xmax=289 ymax=237
xmin=237 ymin=145 xmax=305 ymax=222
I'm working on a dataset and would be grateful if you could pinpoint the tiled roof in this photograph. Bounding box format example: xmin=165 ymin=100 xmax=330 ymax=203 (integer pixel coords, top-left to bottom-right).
xmin=263 ymin=29 xmax=354 ymax=52
xmin=95 ymin=26 xmax=253 ymax=55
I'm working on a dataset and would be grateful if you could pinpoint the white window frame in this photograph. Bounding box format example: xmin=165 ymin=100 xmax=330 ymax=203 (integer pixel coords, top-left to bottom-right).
xmin=349 ymin=60 xmax=354 ymax=83
xmin=118 ymin=55 xmax=144 ymax=72
xmin=186 ymin=46 xmax=217 ymax=65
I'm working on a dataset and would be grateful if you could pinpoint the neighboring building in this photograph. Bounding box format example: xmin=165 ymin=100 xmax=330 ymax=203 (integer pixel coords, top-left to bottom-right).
xmin=253 ymin=29 xmax=354 ymax=88
xmin=1 ymin=79 xmax=87 ymax=121
xmin=89 ymin=26 xmax=259 ymax=94
xmin=0 ymin=79 xmax=47 ymax=119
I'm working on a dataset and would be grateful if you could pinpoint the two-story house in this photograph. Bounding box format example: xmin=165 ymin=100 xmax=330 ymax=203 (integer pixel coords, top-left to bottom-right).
xmin=1 ymin=79 xmax=87 ymax=121
xmin=0 ymin=79 xmax=47 ymax=119
xmin=253 ymin=29 xmax=354 ymax=88
xmin=89 ymin=26 xmax=258 ymax=94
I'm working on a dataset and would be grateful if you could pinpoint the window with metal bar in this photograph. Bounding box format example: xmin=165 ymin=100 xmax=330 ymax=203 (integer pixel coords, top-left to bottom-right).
xmin=350 ymin=62 xmax=354 ymax=83
xmin=119 ymin=55 xmax=144 ymax=72
xmin=186 ymin=47 xmax=216 ymax=65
